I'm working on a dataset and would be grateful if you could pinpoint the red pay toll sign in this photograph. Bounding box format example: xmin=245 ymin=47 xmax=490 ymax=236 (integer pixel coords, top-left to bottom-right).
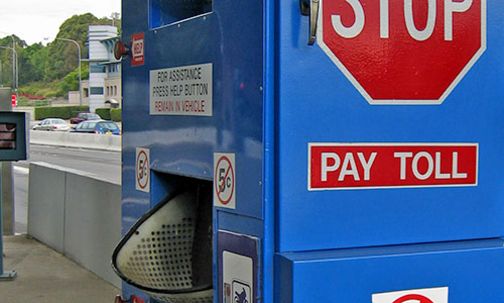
xmin=309 ymin=143 xmax=478 ymax=190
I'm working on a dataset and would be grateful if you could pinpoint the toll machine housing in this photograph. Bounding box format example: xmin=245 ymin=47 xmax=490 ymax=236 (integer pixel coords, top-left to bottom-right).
xmin=118 ymin=0 xmax=504 ymax=302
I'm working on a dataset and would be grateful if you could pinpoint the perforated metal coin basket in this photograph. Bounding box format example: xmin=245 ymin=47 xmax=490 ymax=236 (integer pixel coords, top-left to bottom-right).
xmin=112 ymin=191 xmax=213 ymax=303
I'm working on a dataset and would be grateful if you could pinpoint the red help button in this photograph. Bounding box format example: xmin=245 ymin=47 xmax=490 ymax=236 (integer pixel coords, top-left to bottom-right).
xmin=318 ymin=0 xmax=485 ymax=104
xmin=114 ymin=40 xmax=129 ymax=60
xmin=309 ymin=143 xmax=478 ymax=190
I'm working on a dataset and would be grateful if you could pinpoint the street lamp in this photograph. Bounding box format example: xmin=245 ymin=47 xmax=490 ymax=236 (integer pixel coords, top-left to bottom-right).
xmin=0 ymin=46 xmax=16 ymax=91
xmin=57 ymin=38 xmax=82 ymax=106
xmin=0 ymin=34 xmax=16 ymax=91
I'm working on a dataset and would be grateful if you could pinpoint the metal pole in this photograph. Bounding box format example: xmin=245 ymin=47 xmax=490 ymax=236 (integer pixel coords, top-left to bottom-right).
xmin=0 ymin=161 xmax=16 ymax=281
xmin=0 ymin=88 xmax=14 ymax=236
xmin=11 ymin=38 xmax=14 ymax=90
xmin=57 ymin=38 xmax=82 ymax=106
xmin=14 ymin=41 xmax=17 ymax=92
xmin=0 ymin=47 xmax=15 ymax=91
xmin=78 ymin=45 xmax=82 ymax=106
xmin=0 ymin=34 xmax=15 ymax=89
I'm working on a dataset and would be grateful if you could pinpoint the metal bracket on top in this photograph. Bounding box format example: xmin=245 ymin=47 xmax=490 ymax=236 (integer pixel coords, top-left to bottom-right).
xmin=300 ymin=0 xmax=320 ymax=45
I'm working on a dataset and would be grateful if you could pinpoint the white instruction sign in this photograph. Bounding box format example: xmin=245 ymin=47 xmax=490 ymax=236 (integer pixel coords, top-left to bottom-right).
xmin=150 ymin=63 xmax=213 ymax=116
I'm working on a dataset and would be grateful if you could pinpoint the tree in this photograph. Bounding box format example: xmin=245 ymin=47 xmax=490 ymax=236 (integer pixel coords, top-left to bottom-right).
xmin=45 ymin=13 xmax=99 ymax=81
xmin=59 ymin=63 xmax=89 ymax=94
xmin=0 ymin=35 xmax=26 ymax=87
xmin=18 ymin=43 xmax=48 ymax=85
xmin=14 ymin=13 xmax=121 ymax=97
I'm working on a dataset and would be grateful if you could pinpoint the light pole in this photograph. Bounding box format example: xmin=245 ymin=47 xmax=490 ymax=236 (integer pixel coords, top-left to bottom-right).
xmin=57 ymin=38 xmax=82 ymax=106
xmin=0 ymin=34 xmax=16 ymax=92
xmin=111 ymin=12 xmax=120 ymax=26
xmin=0 ymin=46 xmax=16 ymax=91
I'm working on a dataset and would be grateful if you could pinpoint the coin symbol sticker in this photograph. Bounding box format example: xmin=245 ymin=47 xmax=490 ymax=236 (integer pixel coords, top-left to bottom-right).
xmin=136 ymin=148 xmax=150 ymax=192
xmin=214 ymin=153 xmax=236 ymax=209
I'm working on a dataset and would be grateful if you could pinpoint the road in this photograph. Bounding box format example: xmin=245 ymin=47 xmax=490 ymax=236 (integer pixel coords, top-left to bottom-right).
xmin=12 ymin=144 xmax=121 ymax=234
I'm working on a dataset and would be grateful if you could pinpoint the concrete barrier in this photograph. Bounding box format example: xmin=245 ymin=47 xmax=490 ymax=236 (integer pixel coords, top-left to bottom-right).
xmin=27 ymin=162 xmax=121 ymax=288
xmin=14 ymin=107 xmax=35 ymax=121
xmin=29 ymin=130 xmax=121 ymax=151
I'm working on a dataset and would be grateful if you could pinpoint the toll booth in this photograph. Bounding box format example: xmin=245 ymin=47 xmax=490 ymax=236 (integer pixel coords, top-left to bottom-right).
xmin=115 ymin=0 xmax=504 ymax=302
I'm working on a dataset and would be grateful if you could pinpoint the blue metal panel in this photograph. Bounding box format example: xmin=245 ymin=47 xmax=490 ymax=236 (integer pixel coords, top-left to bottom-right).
xmin=214 ymin=204 xmax=265 ymax=303
xmin=121 ymin=0 xmax=504 ymax=301
xmin=276 ymin=0 xmax=504 ymax=252
xmin=217 ymin=231 xmax=260 ymax=303
xmin=262 ymin=1 xmax=276 ymax=302
xmin=276 ymin=239 xmax=504 ymax=302
xmin=121 ymin=0 xmax=265 ymax=301
xmin=122 ymin=0 xmax=264 ymax=219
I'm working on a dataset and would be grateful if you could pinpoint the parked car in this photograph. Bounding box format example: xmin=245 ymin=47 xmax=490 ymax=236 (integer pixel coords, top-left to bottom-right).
xmin=70 ymin=112 xmax=102 ymax=124
xmin=32 ymin=118 xmax=71 ymax=131
xmin=72 ymin=120 xmax=121 ymax=135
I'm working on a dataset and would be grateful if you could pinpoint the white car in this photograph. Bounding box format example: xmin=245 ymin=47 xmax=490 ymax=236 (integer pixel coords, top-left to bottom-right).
xmin=32 ymin=118 xmax=71 ymax=131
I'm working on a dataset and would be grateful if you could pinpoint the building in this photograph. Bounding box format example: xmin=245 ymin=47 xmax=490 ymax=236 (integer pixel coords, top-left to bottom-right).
xmin=81 ymin=25 xmax=121 ymax=112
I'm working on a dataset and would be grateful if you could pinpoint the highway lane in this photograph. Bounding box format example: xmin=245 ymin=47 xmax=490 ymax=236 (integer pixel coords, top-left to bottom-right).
xmin=17 ymin=144 xmax=121 ymax=184
xmin=12 ymin=144 xmax=121 ymax=234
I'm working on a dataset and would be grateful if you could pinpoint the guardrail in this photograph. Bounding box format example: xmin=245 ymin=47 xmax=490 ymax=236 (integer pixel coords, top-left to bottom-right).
xmin=27 ymin=162 xmax=121 ymax=288
xmin=29 ymin=130 xmax=121 ymax=152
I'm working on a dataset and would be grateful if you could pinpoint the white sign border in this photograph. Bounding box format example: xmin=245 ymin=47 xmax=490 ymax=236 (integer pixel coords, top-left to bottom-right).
xmin=316 ymin=0 xmax=487 ymax=105
xmin=307 ymin=142 xmax=479 ymax=191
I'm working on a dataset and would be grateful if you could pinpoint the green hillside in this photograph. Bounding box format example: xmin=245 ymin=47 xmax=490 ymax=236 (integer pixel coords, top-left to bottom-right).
xmin=0 ymin=13 xmax=120 ymax=100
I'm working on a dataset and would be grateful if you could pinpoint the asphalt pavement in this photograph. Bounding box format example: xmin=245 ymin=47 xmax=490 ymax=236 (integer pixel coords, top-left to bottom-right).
xmin=12 ymin=144 xmax=121 ymax=234
xmin=17 ymin=144 xmax=120 ymax=183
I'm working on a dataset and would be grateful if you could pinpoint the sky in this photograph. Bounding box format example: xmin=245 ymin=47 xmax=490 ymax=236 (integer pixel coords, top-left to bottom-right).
xmin=0 ymin=0 xmax=121 ymax=45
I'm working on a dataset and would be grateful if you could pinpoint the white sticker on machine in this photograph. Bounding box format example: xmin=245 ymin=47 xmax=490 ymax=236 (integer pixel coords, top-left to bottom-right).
xmin=135 ymin=147 xmax=150 ymax=193
xmin=372 ymin=287 xmax=449 ymax=303
xmin=223 ymin=251 xmax=253 ymax=303
xmin=214 ymin=153 xmax=236 ymax=209
xmin=150 ymin=63 xmax=213 ymax=116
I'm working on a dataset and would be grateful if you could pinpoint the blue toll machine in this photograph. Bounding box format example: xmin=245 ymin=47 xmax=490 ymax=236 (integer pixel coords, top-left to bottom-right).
xmin=115 ymin=0 xmax=504 ymax=302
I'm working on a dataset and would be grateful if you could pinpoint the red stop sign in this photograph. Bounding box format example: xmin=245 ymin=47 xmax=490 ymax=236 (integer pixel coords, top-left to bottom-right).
xmin=318 ymin=0 xmax=486 ymax=104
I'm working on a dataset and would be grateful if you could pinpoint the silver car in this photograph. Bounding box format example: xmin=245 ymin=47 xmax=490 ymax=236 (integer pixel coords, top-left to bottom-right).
xmin=32 ymin=118 xmax=71 ymax=131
